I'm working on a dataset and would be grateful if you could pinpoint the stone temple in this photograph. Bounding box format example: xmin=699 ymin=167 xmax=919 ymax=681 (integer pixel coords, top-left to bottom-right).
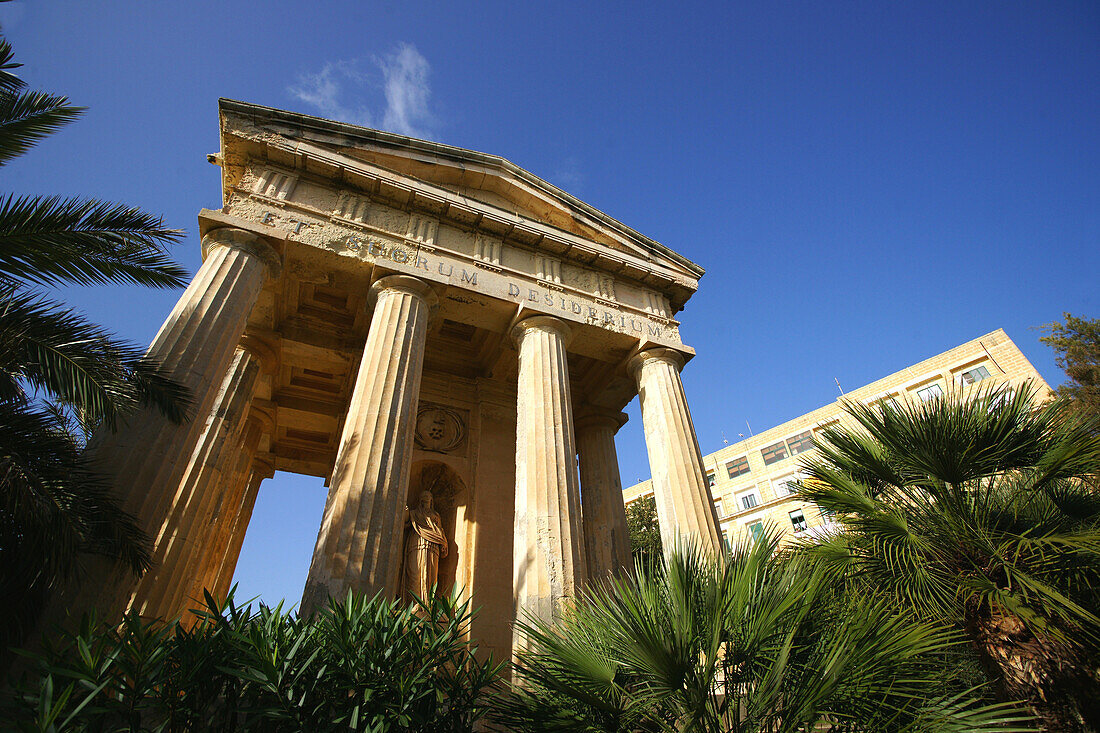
xmin=64 ymin=100 xmax=722 ymax=660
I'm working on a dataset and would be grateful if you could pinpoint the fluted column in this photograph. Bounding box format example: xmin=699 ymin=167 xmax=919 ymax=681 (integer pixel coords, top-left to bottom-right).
xmin=576 ymin=412 xmax=632 ymax=581
xmin=210 ymin=456 xmax=275 ymax=603
xmin=128 ymin=341 xmax=267 ymax=619
xmin=169 ymin=412 xmax=267 ymax=617
xmin=627 ymin=348 xmax=722 ymax=556
xmin=69 ymin=227 xmax=280 ymax=618
xmin=301 ymin=275 xmax=435 ymax=612
xmin=512 ymin=315 xmax=586 ymax=646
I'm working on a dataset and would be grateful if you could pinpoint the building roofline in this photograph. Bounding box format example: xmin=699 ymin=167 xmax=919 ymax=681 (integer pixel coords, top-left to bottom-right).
xmin=626 ymin=328 xmax=1050 ymax=496
xmin=219 ymin=99 xmax=704 ymax=279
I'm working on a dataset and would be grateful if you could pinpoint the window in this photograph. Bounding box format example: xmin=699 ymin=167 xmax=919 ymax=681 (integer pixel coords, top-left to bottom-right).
xmin=713 ymin=498 xmax=724 ymax=518
xmin=761 ymin=441 xmax=789 ymax=466
xmin=915 ymin=383 xmax=944 ymax=402
xmin=818 ymin=504 xmax=834 ymax=520
xmin=959 ymin=365 xmax=991 ymax=385
xmin=739 ymin=491 xmax=760 ymax=510
xmin=772 ymin=474 xmax=797 ymax=497
xmin=747 ymin=521 xmax=764 ymax=542
xmin=722 ymin=530 xmax=733 ymax=554
xmin=726 ymin=455 xmax=750 ymax=479
xmin=706 ymin=471 xmax=716 ymax=487
xmin=789 ymin=509 xmax=808 ymax=532
xmin=786 ymin=430 xmax=814 ymax=456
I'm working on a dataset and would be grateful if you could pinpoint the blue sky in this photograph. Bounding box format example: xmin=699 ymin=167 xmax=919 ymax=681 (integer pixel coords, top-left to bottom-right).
xmin=3 ymin=1 xmax=1097 ymax=608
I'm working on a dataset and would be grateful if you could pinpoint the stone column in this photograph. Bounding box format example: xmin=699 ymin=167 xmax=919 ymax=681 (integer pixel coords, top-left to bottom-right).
xmin=575 ymin=412 xmax=632 ymax=581
xmin=69 ymin=227 xmax=280 ymax=618
xmin=209 ymin=456 xmax=275 ymax=603
xmin=127 ymin=342 xmax=267 ymax=619
xmin=627 ymin=348 xmax=722 ymax=556
xmin=168 ymin=413 xmax=267 ymax=618
xmin=301 ymin=275 xmax=435 ymax=612
xmin=512 ymin=315 xmax=586 ymax=645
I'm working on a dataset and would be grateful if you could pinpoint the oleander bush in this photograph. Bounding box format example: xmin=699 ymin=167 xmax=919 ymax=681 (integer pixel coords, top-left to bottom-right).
xmin=2 ymin=589 xmax=502 ymax=732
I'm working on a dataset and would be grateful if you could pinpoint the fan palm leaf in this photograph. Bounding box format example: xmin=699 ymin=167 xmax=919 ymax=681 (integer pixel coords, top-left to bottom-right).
xmin=795 ymin=383 xmax=1100 ymax=730
xmin=497 ymin=535 xmax=1033 ymax=732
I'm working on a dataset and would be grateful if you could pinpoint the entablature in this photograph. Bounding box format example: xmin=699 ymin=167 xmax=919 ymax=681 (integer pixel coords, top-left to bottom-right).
xmin=217 ymin=100 xmax=703 ymax=314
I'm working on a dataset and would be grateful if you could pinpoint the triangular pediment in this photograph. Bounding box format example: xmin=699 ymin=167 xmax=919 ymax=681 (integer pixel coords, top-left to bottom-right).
xmin=217 ymin=100 xmax=703 ymax=293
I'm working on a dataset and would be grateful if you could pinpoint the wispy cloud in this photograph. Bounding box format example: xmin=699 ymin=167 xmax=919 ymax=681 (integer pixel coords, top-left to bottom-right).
xmin=379 ymin=44 xmax=433 ymax=138
xmin=287 ymin=44 xmax=436 ymax=139
xmin=551 ymin=156 xmax=585 ymax=193
xmin=287 ymin=61 xmax=373 ymax=127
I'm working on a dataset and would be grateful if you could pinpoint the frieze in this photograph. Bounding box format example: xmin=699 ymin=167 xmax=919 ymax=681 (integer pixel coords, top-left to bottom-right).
xmin=238 ymin=201 xmax=685 ymax=347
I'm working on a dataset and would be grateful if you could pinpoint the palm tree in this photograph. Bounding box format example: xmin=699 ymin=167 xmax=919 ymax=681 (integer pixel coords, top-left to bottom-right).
xmin=494 ymin=535 xmax=1031 ymax=732
xmin=0 ymin=34 xmax=189 ymax=652
xmin=796 ymin=384 xmax=1100 ymax=732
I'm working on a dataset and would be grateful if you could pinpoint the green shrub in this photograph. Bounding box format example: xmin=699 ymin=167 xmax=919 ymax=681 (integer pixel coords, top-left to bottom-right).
xmin=493 ymin=537 xmax=1034 ymax=732
xmin=3 ymin=589 xmax=502 ymax=732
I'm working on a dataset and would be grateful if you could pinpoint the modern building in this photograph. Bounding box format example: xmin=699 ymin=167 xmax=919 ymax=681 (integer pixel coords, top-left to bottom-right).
xmin=623 ymin=329 xmax=1051 ymax=548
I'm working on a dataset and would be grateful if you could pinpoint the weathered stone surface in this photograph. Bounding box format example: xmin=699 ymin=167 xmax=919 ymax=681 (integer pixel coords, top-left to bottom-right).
xmin=55 ymin=106 xmax=721 ymax=671
xmin=207 ymin=453 xmax=273 ymax=604
xmin=128 ymin=344 xmax=264 ymax=619
xmin=511 ymin=315 xmax=587 ymax=648
xmin=576 ymin=411 xmax=631 ymax=580
xmin=61 ymin=227 xmax=279 ymax=619
xmin=301 ymin=275 xmax=436 ymax=612
xmin=168 ymin=417 xmax=267 ymax=617
xmin=628 ymin=348 xmax=722 ymax=555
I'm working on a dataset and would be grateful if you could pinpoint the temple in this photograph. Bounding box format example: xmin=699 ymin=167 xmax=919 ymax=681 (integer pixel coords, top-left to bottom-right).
xmin=64 ymin=100 xmax=721 ymax=660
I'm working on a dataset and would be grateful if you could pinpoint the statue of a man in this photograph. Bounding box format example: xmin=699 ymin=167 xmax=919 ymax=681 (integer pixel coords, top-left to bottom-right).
xmin=403 ymin=490 xmax=449 ymax=602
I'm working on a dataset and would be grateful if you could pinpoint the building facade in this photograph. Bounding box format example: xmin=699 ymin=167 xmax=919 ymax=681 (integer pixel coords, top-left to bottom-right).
xmin=54 ymin=100 xmax=725 ymax=663
xmin=624 ymin=329 xmax=1051 ymax=547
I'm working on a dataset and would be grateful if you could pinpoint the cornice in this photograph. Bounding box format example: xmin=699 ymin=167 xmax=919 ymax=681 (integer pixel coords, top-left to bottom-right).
xmin=218 ymin=99 xmax=705 ymax=282
xmin=222 ymin=133 xmax=699 ymax=306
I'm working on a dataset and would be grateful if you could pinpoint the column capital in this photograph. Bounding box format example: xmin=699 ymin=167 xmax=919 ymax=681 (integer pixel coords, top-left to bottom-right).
xmin=201 ymin=227 xmax=282 ymax=279
xmin=246 ymin=402 xmax=275 ymax=436
xmin=252 ymin=453 xmax=277 ymax=482
xmin=511 ymin=314 xmax=573 ymax=348
xmin=627 ymin=347 xmax=685 ymax=379
xmin=368 ymin=274 xmax=438 ymax=309
xmin=574 ymin=409 xmax=628 ymax=434
xmin=238 ymin=333 xmax=279 ymax=375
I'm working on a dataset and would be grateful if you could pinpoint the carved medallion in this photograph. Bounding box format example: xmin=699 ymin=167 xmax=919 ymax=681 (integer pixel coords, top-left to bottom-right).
xmin=415 ymin=404 xmax=466 ymax=453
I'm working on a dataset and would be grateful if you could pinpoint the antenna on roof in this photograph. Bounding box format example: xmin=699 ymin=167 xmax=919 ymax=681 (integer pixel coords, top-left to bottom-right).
xmin=745 ymin=420 xmax=754 ymax=437
xmin=721 ymin=431 xmax=729 ymax=445
xmin=834 ymin=377 xmax=845 ymax=395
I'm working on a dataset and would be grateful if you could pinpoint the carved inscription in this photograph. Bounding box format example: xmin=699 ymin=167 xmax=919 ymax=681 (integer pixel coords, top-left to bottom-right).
xmin=252 ymin=207 xmax=682 ymax=345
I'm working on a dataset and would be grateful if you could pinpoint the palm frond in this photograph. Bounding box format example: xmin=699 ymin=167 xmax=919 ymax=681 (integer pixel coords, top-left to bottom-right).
xmin=0 ymin=36 xmax=24 ymax=93
xmin=0 ymin=398 xmax=150 ymax=580
xmin=0 ymin=194 xmax=186 ymax=289
xmin=0 ymin=89 xmax=84 ymax=167
xmin=904 ymin=689 xmax=1036 ymax=732
xmin=502 ymin=541 xmax=1031 ymax=732
xmin=0 ymin=288 xmax=190 ymax=428
xmin=793 ymin=386 xmax=1100 ymax=728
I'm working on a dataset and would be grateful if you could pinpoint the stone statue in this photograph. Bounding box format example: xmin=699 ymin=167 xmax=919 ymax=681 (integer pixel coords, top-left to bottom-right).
xmin=403 ymin=489 xmax=449 ymax=602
